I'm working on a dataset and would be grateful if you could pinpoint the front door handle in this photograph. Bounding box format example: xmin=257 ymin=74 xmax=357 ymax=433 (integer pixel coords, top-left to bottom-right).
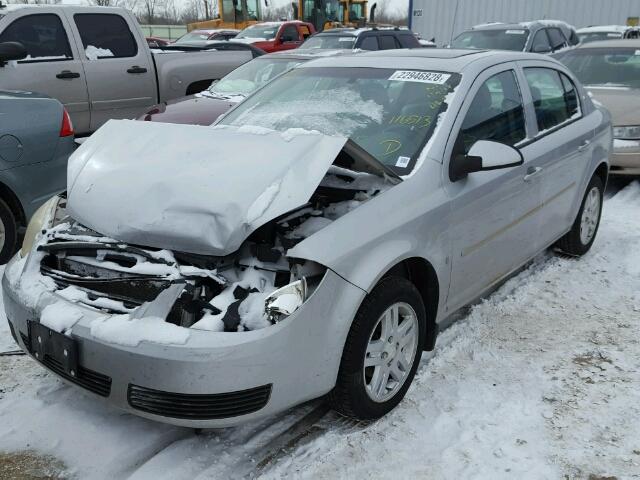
xmin=127 ymin=66 xmax=148 ymax=74
xmin=524 ymin=166 xmax=543 ymax=181
xmin=56 ymin=70 xmax=80 ymax=79
xmin=578 ymin=139 xmax=591 ymax=151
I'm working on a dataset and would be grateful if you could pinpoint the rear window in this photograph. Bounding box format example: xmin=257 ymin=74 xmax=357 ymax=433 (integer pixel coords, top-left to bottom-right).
xmin=558 ymin=48 xmax=640 ymax=88
xmin=74 ymin=13 xmax=137 ymax=59
xmin=451 ymin=29 xmax=529 ymax=51
xmin=302 ymin=34 xmax=356 ymax=49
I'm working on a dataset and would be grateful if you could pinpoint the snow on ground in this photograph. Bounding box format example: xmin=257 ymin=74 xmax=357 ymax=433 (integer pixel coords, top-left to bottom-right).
xmin=0 ymin=181 xmax=639 ymax=479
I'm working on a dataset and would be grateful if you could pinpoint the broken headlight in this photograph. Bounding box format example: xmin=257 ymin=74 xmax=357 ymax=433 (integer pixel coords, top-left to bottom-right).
xmin=20 ymin=196 xmax=61 ymax=257
xmin=264 ymin=278 xmax=307 ymax=323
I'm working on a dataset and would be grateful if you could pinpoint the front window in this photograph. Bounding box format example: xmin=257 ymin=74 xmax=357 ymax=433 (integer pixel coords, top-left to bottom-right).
xmin=219 ymin=67 xmax=461 ymax=174
xmin=302 ymin=34 xmax=356 ymax=49
xmin=0 ymin=13 xmax=72 ymax=61
xmin=460 ymin=70 xmax=526 ymax=152
xmin=236 ymin=24 xmax=278 ymax=40
xmin=558 ymin=48 xmax=640 ymax=89
xmin=349 ymin=3 xmax=364 ymax=22
xmin=451 ymin=29 xmax=529 ymax=51
xmin=204 ymin=58 xmax=304 ymax=98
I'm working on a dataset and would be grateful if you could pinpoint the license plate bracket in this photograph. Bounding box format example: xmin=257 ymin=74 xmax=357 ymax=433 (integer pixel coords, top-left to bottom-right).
xmin=28 ymin=320 xmax=79 ymax=376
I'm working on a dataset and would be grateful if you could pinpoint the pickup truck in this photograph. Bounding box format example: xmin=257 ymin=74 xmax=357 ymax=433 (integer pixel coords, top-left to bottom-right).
xmin=0 ymin=4 xmax=256 ymax=135
xmin=234 ymin=21 xmax=316 ymax=53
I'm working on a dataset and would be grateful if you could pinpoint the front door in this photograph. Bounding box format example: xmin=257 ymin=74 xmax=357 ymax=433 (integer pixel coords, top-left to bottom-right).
xmin=445 ymin=67 xmax=542 ymax=311
xmin=273 ymin=24 xmax=303 ymax=52
xmin=67 ymin=12 xmax=156 ymax=131
xmin=0 ymin=11 xmax=91 ymax=133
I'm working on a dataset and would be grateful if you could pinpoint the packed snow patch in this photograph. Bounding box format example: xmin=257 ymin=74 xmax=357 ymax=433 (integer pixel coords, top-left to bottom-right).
xmin=85 ymin=46 xmax=114 ymax=61
xmin=90 ymin=314 xmax=190 ymax=347
xmin=40 ymin=302 xmax=83 ymax=335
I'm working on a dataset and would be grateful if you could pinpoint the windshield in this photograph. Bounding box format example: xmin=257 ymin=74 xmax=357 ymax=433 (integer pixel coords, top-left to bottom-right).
xmin=303 ymin=35 xmax=356 ymax=49
xmin=219 ymin=67 xmax=460 ymax=174
xmin=236 ymin=24 xmax=278 ymax=40
xmin=174 ymin=31 xmax=213 ymax=43
xmin=577 ymin=32 xmax=623 ymax=43
xmin=558 ymin=48 xmax=640 ymax=88
xmin=206 ymin=57 xmax=305 ymax=98
xmin=451 ymin=29 xmax=529 ymax=51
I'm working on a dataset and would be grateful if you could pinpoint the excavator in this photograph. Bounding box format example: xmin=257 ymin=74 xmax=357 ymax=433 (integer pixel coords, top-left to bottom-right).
xmin=188 ymin=0 xmax=263 ymax=32
xmin=292 ymin=0 xmax=377 ymax=32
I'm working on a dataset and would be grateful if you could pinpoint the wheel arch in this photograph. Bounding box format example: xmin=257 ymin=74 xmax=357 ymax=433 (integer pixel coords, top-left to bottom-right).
xmin=381 ymin=256 xmax=439 ymax=351
xmin=0 ymin=180 xmax=26 ymax=228
xmin=592 ymin=161 xmax=609 ymax=188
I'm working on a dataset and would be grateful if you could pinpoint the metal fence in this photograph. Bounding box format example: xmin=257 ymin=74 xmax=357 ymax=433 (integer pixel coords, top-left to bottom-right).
xmin=409 ymin=0 xmax=640 ymax=45
xmin=139 ymin=25 xmax=188 ymax=41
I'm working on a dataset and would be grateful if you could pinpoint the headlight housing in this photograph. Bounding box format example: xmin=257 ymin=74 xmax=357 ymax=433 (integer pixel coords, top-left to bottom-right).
xmin=613 ymin=125 xmax=640 ymax=139
xmin=264 ymin=278 xmax=307 ymax=323
xmin=20 ymin=196 xmax=61 ymax=257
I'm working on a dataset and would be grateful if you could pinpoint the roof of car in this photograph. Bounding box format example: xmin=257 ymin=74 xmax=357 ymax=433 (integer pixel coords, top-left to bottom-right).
xmin=472 ymin=20 xmax=574 ymax=32
xmin=313 ymin=26 xmax=412 ymax=37
xmin=577 ymin=25 xmax=630 ymax=34
xmin=265 ymin=48 xmax=354 ymax=59
xmin=573 ymin=38 xmax=640 ymax=49
xmin=296 ymin=48 xmax=552 ymax=74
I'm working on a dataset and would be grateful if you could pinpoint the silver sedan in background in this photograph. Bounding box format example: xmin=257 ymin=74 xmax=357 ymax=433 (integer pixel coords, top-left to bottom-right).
xmin=3 ymin=49 xmax=610 ymax=427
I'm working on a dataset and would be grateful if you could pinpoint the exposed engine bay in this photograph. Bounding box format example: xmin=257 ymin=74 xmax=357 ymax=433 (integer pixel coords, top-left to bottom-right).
xmin=36 ymin=145 xmax=399 ymax=333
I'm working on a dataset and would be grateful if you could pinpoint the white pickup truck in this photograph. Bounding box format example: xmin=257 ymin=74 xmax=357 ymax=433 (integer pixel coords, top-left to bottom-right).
xmin=0 ymin=4 xmax=257 ymax=134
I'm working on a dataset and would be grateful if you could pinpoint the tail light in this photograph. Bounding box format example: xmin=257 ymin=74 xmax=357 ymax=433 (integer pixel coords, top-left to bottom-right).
xmin=60 ymin=108 xmax=74 ymax=137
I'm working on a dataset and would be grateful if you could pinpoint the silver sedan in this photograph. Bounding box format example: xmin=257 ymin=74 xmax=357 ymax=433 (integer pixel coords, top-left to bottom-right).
xmin=3 ymin=48 xmax=611 ymax=427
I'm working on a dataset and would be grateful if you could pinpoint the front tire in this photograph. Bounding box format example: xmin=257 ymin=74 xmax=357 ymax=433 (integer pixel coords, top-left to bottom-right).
xmin=555 ymin=175 xmax=604 ymax=256
xmin=329 ymin=276 xmax=426 ymax=420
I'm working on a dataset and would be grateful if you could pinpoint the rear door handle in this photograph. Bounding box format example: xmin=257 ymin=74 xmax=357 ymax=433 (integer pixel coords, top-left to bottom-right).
xmin=524 ymin=166 xmax=543 ymax=181
xmin=127 ymin=66 xmax=147 ymax=74
xmin=56 ymin=70 xmax=80 ymax=79
xmin=578 ymin=139 xmax=591 ymax=151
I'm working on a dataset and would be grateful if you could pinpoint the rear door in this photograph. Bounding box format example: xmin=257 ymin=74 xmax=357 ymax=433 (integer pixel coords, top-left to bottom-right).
xmin=518 ymin=62 xmax=597 ymax=248
xmin=0 ymin=10 xmax=91 ymax=133
xmin=67 ymin=11 xmax=156 ymax=131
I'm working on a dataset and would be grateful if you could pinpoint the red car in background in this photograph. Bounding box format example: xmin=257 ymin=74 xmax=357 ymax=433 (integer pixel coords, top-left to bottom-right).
xmin=233 ymin=21 xmax=315 ymax=53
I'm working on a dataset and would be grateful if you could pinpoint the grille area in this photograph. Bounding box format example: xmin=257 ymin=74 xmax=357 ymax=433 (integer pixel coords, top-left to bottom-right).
xmin=21 ymin=332 xmax=112 ymax=397
xmin=128 ymin=383 xmax=272 ymax=420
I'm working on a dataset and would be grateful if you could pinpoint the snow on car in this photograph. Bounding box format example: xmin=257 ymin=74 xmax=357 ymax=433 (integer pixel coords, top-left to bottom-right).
xmin=3 ymin=49 xmax=611 ymax=428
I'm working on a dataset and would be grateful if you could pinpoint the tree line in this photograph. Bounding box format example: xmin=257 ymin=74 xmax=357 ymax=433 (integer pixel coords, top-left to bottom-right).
xmin=8 ymin=0 xmax=408 ymax=26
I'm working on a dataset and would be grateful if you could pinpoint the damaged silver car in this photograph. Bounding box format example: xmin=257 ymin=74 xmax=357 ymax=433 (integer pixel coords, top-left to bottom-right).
xmin=3 ymin=49 xmax=611 ymax=427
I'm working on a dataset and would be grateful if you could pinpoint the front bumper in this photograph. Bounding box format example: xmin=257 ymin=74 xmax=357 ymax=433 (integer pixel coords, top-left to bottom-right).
xmin=2 ymin=255 xmax=365 ymax=428
xmin=611 ymin=140 xmax=640 ymax=176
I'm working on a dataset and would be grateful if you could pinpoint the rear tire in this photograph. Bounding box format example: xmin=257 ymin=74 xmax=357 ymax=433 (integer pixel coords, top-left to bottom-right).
xmin=555 ymin=175 xmax=603 ymax=256
xmin=328 ymin=276 xmax=426 ymax=420
xmin=0 ymin=198 xmax=18 ymax=265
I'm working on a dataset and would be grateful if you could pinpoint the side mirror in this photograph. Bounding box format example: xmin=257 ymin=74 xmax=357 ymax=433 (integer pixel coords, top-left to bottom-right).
xmin=0 ymin=41 xmax=27 ymax=66
xmin=532 ymin=44 xmax=552 ymax=54
xmin=450 ymin=140 xmax=523 ymax=182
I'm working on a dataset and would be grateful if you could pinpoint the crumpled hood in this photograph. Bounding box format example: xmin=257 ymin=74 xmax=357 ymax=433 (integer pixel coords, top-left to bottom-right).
xmin=67 ymin=120 xmax=347 ymax=256
xmin=587 ymin=86 xmax=640 ymax=126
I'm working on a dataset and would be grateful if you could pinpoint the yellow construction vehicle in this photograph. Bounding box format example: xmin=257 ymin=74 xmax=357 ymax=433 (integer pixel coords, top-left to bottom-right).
xmin=188 ymin=0 xmax=262 ymax=32
xmin=292 ymin=0 xmax=375 ymax=32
